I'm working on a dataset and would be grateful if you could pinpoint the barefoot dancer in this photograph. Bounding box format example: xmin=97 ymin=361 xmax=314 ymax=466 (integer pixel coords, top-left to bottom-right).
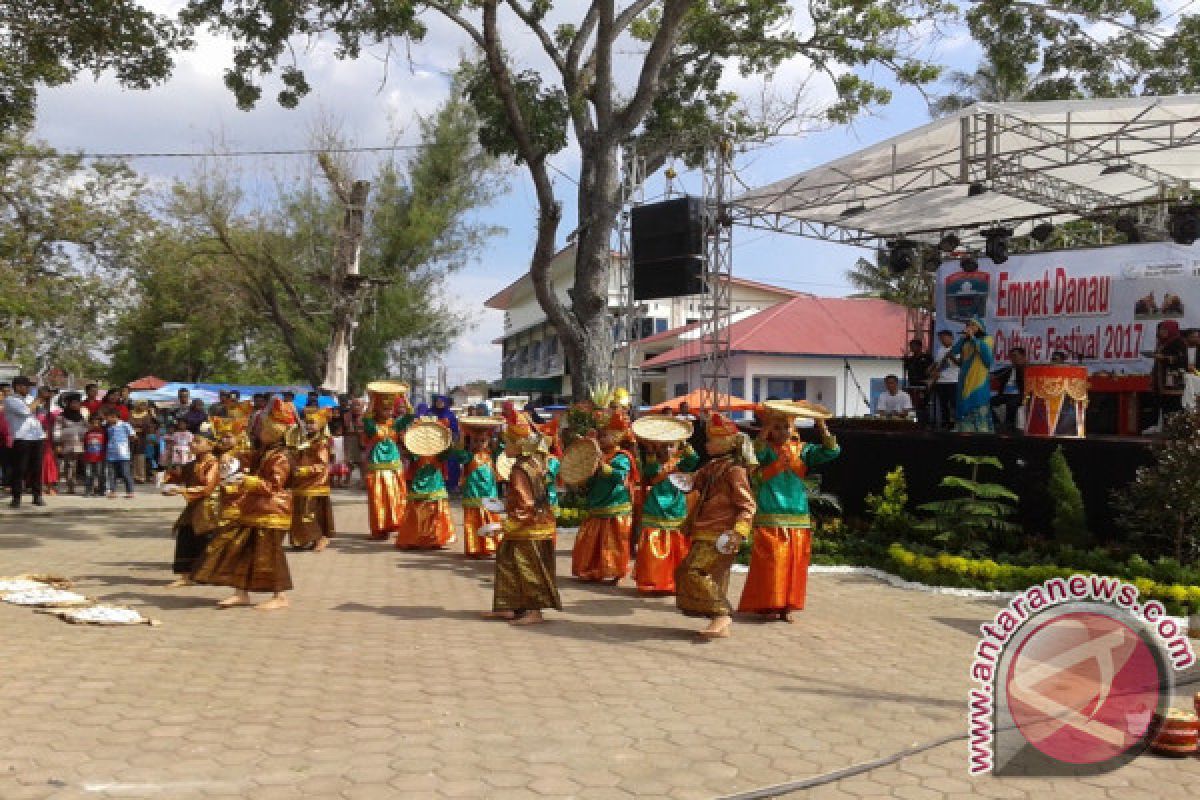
xmin=394 ymin=418 xmax=457 ymax=550
xmin=163 ymin=435 xmax=221 ymax=588
xmin=363 ymin=383 xmax=413 ymax=540
xmin=289 ymin=406 xmax=336 ymax=552
xmin=738 ymin=403 xmax=839 ymax=622
xmin=571 ymin=410 xmax=637 ymax=584
xmin=192 ymin=397 xmax=296 ymax=610
xmin=674 ymin=413 xmax=756 ymax=639
xmin=459 ymin=418 xmax=502 ymax=558
xmin=485 ymin=411 xmax=560 ymax=625
xmin=632 ymin=437 xmax=699 ymax=594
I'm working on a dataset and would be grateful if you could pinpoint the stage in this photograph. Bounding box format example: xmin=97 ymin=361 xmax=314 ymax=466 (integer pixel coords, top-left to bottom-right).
xmin=817 ymin=423 xmax=1156 ymax=543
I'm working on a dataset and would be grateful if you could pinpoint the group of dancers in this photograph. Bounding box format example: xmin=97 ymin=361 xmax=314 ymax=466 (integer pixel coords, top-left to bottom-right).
xmin=162 ymin=382 xmax=840 ymax=638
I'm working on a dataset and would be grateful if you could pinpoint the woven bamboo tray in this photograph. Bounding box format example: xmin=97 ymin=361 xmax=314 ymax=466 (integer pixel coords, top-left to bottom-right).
xmin=36 ymin=604 xmax=161 ymax=626
xmin=631 ymin=415 xmax=693 ymax=443
xmin=404 ymin=420 xmax=453 ymax=456
xmin=761 ymin=399 xmax=833 ymax=420
xmin=366 ymin=380 xmax=410 ymax=395
xmin=494 ymin=453 xmax=516 ymax=481
xmin=560 ymin=439 xmax=600 ymax=487
xmin=460 ymin=416 xmax=503 ymax=430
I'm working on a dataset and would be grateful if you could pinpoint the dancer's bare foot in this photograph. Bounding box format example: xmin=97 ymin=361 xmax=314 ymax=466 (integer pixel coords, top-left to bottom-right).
xmin=313 ymin=536 xmax=330 ymax=553
xmin=509 ymin=610 xmax=545 ymax=626
xmin=216 ymin=592 xmax=251 ymax=608
xmin=255 ymin=594 xmax=289 ymax=611
xmin=780 ymin=611 xmax=795 ymax=623
xmin=481 ymin=610 xmax=517 ymax=620
xmin=166 ymin=577 xmax=195 ymax=589
xmin=698 ymin=615 xmax=733 ymax=639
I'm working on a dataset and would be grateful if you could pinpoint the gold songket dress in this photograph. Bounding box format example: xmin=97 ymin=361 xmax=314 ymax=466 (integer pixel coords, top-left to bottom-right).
xmin=289 ymin=434 xmax=335 ymax=548
xmin=675 ymin=456 xmax=756 ymax=618
xmin=168 ymin=453 xmax=222 ymax=575
xmin=493 ymin=457 xmax=562 ymax=613
xmin=193 ymin=446 xmax=294 ymax=592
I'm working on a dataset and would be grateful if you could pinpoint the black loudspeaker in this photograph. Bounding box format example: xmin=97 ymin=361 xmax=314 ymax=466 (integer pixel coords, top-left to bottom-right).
xmin=633 ymin=256 xmax=706 ymax=301
xmin=631 ymin=196 xmax=707 ymax=300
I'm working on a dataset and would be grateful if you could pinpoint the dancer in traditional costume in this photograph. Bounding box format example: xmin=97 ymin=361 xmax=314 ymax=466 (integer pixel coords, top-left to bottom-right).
xmin=633 ymin=437 xmax=699 ymax=594
xmin=459 ymin=418 xmax=503 ymax=558
xmin=394 ymin=418 xmax=456 ymax=549
xmin=211 ymin=416 xmax=250 ymax=533
xmin=192 ymin=397 xmax=296 ymax=610
xmin=289 ymin=406 xmax=335 ymax=552
xmin=536 ymin=419 xmax=561 ymax=509
xmin=571 ymin=410 xmax=636 ymax=583
xmin=163 ymin=435 xmax=222 ymax=587
xmin=484 ymin=411 xmax=560 ymax=625
xmin=737 ymin=403 xmax=839 ymax=621
xmin=363 ymin=382 xmax=412 ymax=540
xmin=675 ymin=413 xmax=756 ymax=639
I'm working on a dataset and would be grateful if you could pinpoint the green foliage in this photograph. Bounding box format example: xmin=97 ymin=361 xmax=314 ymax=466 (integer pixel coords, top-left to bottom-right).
xmin=462 ymin=64 xmax=569 ymax=164
xmin=864 ymin=466 xmax=915 ymax=536
xmin=1113 ymin=407 xmax=1200 ymax=564
xmin=0 ymin=2 xmax=184 ymax=132
xmin=1047 ymin=446 xmax=1089 ymax=548
xmin=0 ymin=128 xmax=152 ymax=377
xmin=554 ymin=506 xmax=585 ymax=528
xmin=845 ymin=257 xmax=933 ymax=315
xmin=916 ymin=453 xmax=1020 ymax=555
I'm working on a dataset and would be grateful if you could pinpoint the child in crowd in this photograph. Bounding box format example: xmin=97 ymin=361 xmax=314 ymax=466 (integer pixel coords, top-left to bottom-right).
xmin=144 ymin=420 xmax=162 ymax=476
xmin=104 ymin=409 xmax=136 ymax=499
xmin=168 ymin=419 xmax=193 ymax=467
xmin=82 ymin=416 xmax=107 ymax=497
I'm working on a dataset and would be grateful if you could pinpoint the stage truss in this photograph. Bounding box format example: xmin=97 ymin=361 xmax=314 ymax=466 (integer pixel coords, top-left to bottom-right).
xmin=731 ymin=97 xmax=1200 ymax=252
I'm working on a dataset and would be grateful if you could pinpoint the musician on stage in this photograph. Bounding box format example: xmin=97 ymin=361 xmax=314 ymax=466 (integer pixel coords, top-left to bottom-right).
xmin=989 ymin=346 xmax=1027 ymax=433
xmin=930 ymin=330 xmax=960 ymax=429
xmin=674 ymin=413 xmax=756 ymax=639
xmin=873 ymin=375 xmax=914 ymax=419
xmin=901 ymin=338 xmax=933 ymax=425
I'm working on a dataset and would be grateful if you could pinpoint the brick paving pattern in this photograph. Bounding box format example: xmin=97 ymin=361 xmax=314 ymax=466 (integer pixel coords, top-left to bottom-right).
xmin=0 ymin=492 xmax=1197 ymax=799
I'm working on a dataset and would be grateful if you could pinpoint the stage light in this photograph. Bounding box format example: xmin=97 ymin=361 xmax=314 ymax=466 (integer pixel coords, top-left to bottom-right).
xmin=960 ymin=255 xmax=980 ymax=272
xmin=967 ymin=182 xmax=988 ymax=197
xmin=839 ymin=203 xmax=866 ymax=218
xmin=937 ymin=233 xmax=961 ymax=252
xmin=1114 ymin=215 xmax=1140 ymax=243
xmin=1169 ymin=204 xmax=1200 ymax=245
xmin=886 ymin=239 xmax=919 ymax=274
xmin=982 ymin=227 xmax=1012 ymax=264
xmin=1030 ymin=222 xmax=1055 ymax=243
xmin=1100 ymin=162 xmax=1131 ymax=175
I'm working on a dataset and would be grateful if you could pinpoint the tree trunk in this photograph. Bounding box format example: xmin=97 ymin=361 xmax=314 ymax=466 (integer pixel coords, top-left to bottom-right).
xmin=321 ymin=172 xmax=370 ymax=394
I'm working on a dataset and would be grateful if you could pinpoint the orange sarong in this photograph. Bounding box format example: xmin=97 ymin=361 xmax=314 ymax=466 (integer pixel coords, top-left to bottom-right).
xmin=366 ymin=468 xmax=406 ymax=540
xmin=737 ymin=526 xmax=812 ymax=613
xmin=633 ymin=528 xmax=689 ymax=594
xmin=463 ymin=505 xmax=500 ymax=558
xmin=395 ymin=499 xmax=454 ymax=550
xmin=571 ymin=515 xmax=632 ymax=582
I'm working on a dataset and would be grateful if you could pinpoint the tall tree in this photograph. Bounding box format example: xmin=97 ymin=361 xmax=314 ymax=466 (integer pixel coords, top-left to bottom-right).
xmin=178 ymin=0 xmax=1200 ymax=399
xmin=0 ymin=128 xmax=152 ymax=377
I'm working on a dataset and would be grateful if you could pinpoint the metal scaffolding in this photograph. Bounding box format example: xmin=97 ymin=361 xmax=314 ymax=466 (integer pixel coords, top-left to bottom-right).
xmin=700 ymin=140 xmax=735 ymax=410
xmin=612 ymin=145 xmax=646 ymax=399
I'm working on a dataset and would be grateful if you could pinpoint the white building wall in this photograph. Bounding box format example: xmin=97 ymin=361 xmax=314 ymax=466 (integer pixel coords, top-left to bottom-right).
xmin=663 ymin=354 xmax=904 ymax=417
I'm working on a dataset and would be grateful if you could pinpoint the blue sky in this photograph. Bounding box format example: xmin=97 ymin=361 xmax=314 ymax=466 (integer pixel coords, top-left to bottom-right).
xmin=32 ymin=2 xmax=980 ymax=387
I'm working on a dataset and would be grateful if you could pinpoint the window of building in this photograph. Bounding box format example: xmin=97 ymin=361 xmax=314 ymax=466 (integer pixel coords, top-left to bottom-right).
xmin=518 ymin=345 xmax=529 ymax=366
xmin=531 ymin=341 xmax=542 ymax=364
xmin=730 ymin=377 xmax=745 ymax=398
xmin=547 ymin=336 xmax=559 ymax=355
xmin=673 ymin=382 xmax=689 ymax=397
xmin=765 ymin=378 xmax=806 ymax=400
xmin=655 ymin=318 xmax=668 ymax=334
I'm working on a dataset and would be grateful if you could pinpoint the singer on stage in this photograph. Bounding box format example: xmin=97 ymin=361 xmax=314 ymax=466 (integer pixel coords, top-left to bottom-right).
xmin=951 ymin=318 xmax=995 ymax=433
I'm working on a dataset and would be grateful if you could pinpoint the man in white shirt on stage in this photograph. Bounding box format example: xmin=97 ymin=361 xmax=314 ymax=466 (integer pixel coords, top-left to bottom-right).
xmin=875 ymin=375 xmax=915 ymax=419
xmin=932 ymin=329 xmax=961 ymax=429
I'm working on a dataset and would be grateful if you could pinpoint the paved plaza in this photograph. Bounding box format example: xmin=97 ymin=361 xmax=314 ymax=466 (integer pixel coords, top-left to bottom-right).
xmin=0 ymin=492 xmax=1198 ymax=800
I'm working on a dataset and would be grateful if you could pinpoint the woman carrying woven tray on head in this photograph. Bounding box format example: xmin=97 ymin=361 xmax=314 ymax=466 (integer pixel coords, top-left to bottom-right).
xmin=362 ymin=383 xmax=414 ymax=540
xmin=674 ymin=413 xmax=756 ymax=639
xmin=632 ymin=417 xmax=700 ymax=595
xmin=570 ymin=410 xmax=637 ymax=584
xmin=483 ymin=410 xmax=561 ymax=625
xmin=394 ymin=417 xmax=456 ymax=550
xmin=162 ymin=434 xmax=222 ymax=587
xmin=192 ymin=397 xmax=297 ymax=611
xmin=737 ymin=401 xmax=840 ymax=622
xmin=458 ymin=417 xmax=503 ymax=558
xmin=289 ymin=406 xmax=336 ymax=552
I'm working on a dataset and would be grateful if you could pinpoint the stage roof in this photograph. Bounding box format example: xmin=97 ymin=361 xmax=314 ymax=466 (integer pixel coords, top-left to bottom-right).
xmin=733 ymin=96 xmax=1200 ymax=246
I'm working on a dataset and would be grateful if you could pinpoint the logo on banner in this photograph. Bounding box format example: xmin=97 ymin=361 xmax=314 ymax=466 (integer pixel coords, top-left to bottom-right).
xmin=943 ymin=270 xmax=990 ymax=322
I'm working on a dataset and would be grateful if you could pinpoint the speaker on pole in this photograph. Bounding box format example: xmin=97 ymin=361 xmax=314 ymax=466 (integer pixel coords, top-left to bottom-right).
xmin=631 ymin=196 xmax=707 ymax=300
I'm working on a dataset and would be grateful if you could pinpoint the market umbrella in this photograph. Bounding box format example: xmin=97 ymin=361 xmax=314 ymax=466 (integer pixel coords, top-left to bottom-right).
xmin=126 ymin=375 xmax=167 ymax=390
xmin=649 ymin=388 xmax=756 ymax=413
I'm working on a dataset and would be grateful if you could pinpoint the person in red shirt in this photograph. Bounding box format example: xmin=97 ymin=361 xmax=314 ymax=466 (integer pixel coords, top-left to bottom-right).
xmin=81 ymin=384 xmax=103 ymax=419
xmin=82 ymin=416 xmax=108 ymax=497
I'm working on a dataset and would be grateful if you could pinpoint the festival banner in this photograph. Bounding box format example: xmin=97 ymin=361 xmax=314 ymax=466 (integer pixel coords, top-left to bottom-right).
xmin=935 ymin=242 xmax=1200 ymax=369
